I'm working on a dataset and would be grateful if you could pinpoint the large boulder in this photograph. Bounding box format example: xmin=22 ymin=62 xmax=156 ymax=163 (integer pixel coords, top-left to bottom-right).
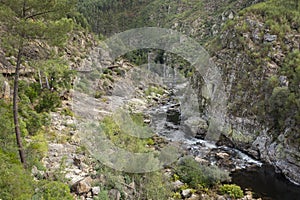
xmin=71 ymin=177 xmax=92 ymax=194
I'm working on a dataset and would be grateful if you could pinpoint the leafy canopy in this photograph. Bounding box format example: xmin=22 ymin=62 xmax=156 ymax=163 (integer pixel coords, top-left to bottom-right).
xmin=0 ymin=0 xmax=75 ymax=53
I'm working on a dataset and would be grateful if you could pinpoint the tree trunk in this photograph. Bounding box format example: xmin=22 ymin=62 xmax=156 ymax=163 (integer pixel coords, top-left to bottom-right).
xmin=38 ymin=69 xmax=43 ymax=89
xmin=13 ymin=46 xmax=27 ymax=168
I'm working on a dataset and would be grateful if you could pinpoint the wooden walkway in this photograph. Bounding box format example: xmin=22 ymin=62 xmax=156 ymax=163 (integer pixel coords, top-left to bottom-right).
xmin=0 ymin=67 xmax=35 ymax=75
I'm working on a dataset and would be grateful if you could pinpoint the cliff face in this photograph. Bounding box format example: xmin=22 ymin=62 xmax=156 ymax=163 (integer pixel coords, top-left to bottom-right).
xmin=207 ymin=1 xmax=300 ymax=184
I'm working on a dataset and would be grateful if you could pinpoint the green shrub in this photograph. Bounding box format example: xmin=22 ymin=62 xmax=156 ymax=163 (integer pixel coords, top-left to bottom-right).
xmin=219 ymin=184 xmax=244 ymax=199
xmin=0 ymin=73 xmax=5 ymax=91
xmin=35 ymin=91 xmax=62 ymax=113
xmin=61 ymin=107 xmax=74 ymax=117
xmin=175 ymin=156 xmax=230 ymax=187
xmin=94 ymin=90 xmax=104 ymax=99
xmin=26 ymin=130 xmax=48 ymax=168
xmin=102 ymin=68 xmax=113 ymax=75
xmin=19 ymin=81 xmax=41 ymax=103
xmin=95 ymin=189 xmax=110 ymax=200
xmin=100 ymin=115 xmax=150 ymax=153
xmin=140 ymin=171 xmax=172 ymax=200
xmin=0 ymin=151 xmax=35 ymax=200
xmin=19 ymin=102 xmax=49 ymax=135
xmin=0 ymin=100 xmax=15 ymax=152
xmin=144 ymin=86 xmax=165 ymax=96
xmin=32 ymin=181 xmax=73 ymax=200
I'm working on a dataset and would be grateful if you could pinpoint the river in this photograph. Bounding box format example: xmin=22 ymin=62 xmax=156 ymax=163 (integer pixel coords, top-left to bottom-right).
xmin=144 ymin=69 xmax=300 ymax=200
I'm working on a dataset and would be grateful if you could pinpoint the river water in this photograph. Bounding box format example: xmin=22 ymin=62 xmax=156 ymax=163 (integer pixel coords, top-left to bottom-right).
xmin=232 ymin=165 xmax=300 ymax=200
xmin=147 ymin=100 xmax=300 ymax=199
xmin=144 ymin=70 xmax=300 ymax=200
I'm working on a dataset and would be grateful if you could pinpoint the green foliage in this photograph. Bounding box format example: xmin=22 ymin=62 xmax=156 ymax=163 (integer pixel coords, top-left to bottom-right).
xmin=219 ymin=184 xmax=244 ymax=199
xmin=94 ymin=90 xmax=104 ymax=99
xmin=77 ymin=0 xmax=204 ymax=36
xmin=222 ymin=0 xmax=300 ymax=138
xmin=35 ymin=90 xmax=62 ymax=112
xmin=0 ymin=151 xmax=35 ymax=200
xmin=241 ymin=0 xmax=300 ymax=38
xmin=37 ymin=59 xmax=76 ymax=91
xmin=281 ymin=50 xmax=300 ymax=93
xmin=173 ymin=192 xmax=181 ymax=199
xmin=61 ymin=107 xmax=75 ymax=117
xmin=19 ymin=103 xmax=49 ymax=135
xmin=100 ymin=116 xmax=150 ymax=153
xmin=67 ymin=11 xmax=91 ymax=30
xmin=26 ymin=130 xmax=48 ymax=168
xmin=145 ymin=86 xmax=165 ymax=96
xmin=94 ymin=189 xmax=110 ymax=200
xmin=267 ymin=86 xmax=297 ymax=130
xmin=0 ymin=74 xmax=4 ymax=91
xmin=175 ymin=156 xmax=230 ymax=188
xmin=140 ymin=171 xmax=172 ymax=200
xmin=0 ymin=0 xmax=75 ymax=55
xmin=123 ymin=49 xmax=148 ymax=66
xmin=32 ymin=181 xmax=73 ymax=200
xmin=0 ymin=100 xmax=15 ymax=152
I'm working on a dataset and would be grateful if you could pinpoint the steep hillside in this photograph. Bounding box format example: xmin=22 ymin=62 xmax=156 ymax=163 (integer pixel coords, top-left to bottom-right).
xmin=78 ymin=0 xmax=300 ymax=184
xmin=0 ymin=0 xmax=299 ymax=199
xmin=209 ymin=0 xmax=300 ymax=184
xmin=77 ymin=0 xmax=261 ymax=42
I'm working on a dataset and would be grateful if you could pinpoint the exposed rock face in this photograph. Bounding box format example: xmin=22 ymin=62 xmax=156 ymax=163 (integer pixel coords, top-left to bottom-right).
xmin=204 ymin=3 xmax=300 ymax=184
xmin=250 ymin=131 xmax=300 ymax=184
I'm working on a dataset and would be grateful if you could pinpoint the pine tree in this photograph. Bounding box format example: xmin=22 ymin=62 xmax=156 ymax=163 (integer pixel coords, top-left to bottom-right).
xmin=0 ymin=0 xmax=75 ymax=168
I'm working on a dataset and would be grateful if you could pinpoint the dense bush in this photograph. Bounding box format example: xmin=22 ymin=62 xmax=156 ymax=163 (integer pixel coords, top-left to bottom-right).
xmin=140 ymin=171 xmax=173 ymax=200
xmin=219 ymin=184 xmax=244 ymax=199
xmin=100 ymin=115 xmax=151 ymax=153
xmin=32 ymin=181 xmax=73 ymax=200
xmin=94 ymin=190 xmax=110 ymax=200
xmin=0 ymin=151 xmax=35 ymax=200
xmin=35 ymin=90 xmax=62 ymax=113
xmin=0 ymin=100 xmax=15 ymax=152
xmin=26 ymin=130 xmax=49 ymax=168
xmin=175 ymin=156 xmax=230 ymax=188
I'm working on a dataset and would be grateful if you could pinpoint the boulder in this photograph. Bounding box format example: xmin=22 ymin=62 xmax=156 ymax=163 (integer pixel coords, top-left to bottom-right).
xmin=264 ymin=34 xmax=277 ymax=42
xmin=195 ymin=157 xmax=209 ymax=165
xmin=181 ymin=189 xmax=192 ymax=198
xmin=187 ymin=194 xmax=201 ymax=200
xmin=172 ymin=180 xmax=184 ymax=190
xmin=92 ymin=186 xmax=101 ymax=195
xmin=216 ymin=196 xmax=226 ymax=200
xmin=71 ymin=177 xmax=92 ymax=194
xmin=216 ymin=134 xmax=235 ymax=148
xmin=183 ymin=116 xmax=208 ymax=136
xmin=216 ymin=152 xmax=230 ymax=159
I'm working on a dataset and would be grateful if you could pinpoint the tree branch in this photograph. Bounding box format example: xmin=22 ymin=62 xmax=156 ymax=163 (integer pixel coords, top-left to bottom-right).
xmin=25 ymin=10 xmax=56 ymax=20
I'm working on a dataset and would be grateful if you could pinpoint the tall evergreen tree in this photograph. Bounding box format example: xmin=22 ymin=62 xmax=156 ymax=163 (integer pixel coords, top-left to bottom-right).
xmin=0 ymin=0 xmax=75 ymax=168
